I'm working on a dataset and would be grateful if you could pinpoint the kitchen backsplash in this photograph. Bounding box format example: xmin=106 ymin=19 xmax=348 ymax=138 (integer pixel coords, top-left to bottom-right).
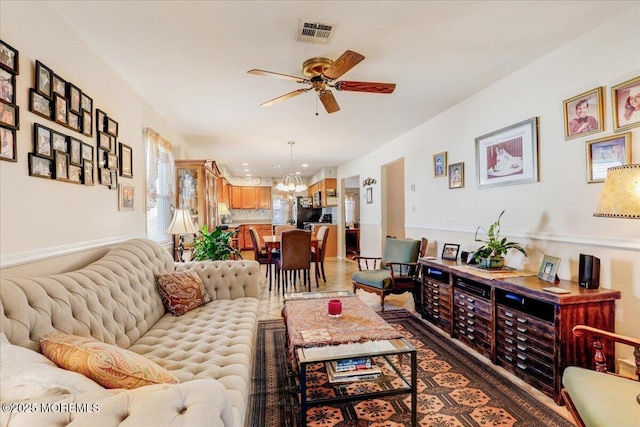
xmin=228 ymin=209 xmax=272 ymax=222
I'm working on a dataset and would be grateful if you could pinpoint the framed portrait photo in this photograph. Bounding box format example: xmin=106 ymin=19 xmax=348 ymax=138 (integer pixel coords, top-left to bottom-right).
xmin=28 ymin=153 xmax=52 ymax=179
xmin=29 ymin=88 xmax=52 ymax=120
xmin=441 ymin=243 xmax=460 ymax=261
xmin=51 ymin=131 xmax=67 ymax=153
xmin=68 ymin=83 xmax=81 ymax=114
xmin=0 ymin=99 xmax=19 ymax=129
xmin=538 ymin=255 xmax=561 ymax=283
xmin=585 ymin=132 xmax=632 ymax=183
xmin=0 ymin=125 xmax=16 ymax=162
xmin=0 ymin=69 xmax=15 ymax=103
xmin=0 ymin=40 xmax=19 ymax=75
xmin=98 ymin=131 xmax=110 ymax=150
xmin=433 ymin=151 xmax=447 ymax=178
xmin=54 ymin=94 xmax=67 ymax=125
xmin=563 ymin=87 xmax=604 ymax=140
xmin=99 ymin=167 xmax=111 ymax=186
xmin=96 ymin=109 xmax=106 ymax=134
xmin=118 ymin=184 xmax=134 ymax=211
xmin=80 ymin=93 xmax=93 ymax=114
xmin=35 ymin=60 xmax=52 ymax=98
xmin=68 ymin=165 xmax=82 ymax=184
xmin=82 ymin=142 xmax=94 ymax=162
xmin=119 ymin=142 xmax=133 ymax=178
xmin=365 ymin=187 xmax=373 ymax=204
xmin=54 ymin=150 xmax=69 ymax=181
xmin=475 ymin=117 xmax=539 ymax=189
xmin=106 ymin=117 xmax=118 ymax=137
xmin=67 ymin=112 xmax=80 ymax=132
xmin=81 ymin=109 xmax=93 ymax=137
xmin=612 ymin=75 xmax=640 ymax=132
xmin=52 ymin=74 xmax=66 ymax=98
xmin=34 ymin=123 xmax=53 ymax=158
xmin=448 ymin=162 xmax=464 ymax=189
xmin=83 ymin=160 xmax=94 ymax=186
xmin=107 ymin=152 xmax=118 ymax=170
xmin=69 ymin=137 xmax=82 ymax=166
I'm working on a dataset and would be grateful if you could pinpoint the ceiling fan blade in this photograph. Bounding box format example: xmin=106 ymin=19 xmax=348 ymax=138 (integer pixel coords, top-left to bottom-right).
xmin=323 ymin=50 xmax=365 ymax=80
xmin=335 ymin=81 xmax=396 ymax=94
xmin=247 ymin=69 xmax=307 ymax=83
xmin=261 ymin=88 xmax=310 ymax=107
xmin=319 ymin=90 xmax=340 ymax=114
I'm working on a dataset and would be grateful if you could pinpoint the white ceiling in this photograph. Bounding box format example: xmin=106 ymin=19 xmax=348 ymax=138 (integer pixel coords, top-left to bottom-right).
xmin=47 ymin=1 xmax=635 ymax=179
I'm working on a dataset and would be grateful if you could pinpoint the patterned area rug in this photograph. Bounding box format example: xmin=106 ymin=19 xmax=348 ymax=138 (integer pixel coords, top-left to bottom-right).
xmin=247 ymin=310 xmax=574 ymax=427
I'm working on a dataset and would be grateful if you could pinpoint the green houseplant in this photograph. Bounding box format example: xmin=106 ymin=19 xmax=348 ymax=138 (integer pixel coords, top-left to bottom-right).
xmin=473 ymin=210 xmax=527 ymax=269
xmin=192 ymin=225 xmax=241 ymax=261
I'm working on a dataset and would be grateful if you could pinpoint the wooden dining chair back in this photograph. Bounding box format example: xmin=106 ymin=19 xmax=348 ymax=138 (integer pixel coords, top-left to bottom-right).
xmin=313 ymin=225 xmax=330 ymax=282
xmin=248 ymin=226 xmax=277 ymax=291
xmin=278 ymin=229 xmax=312 ymax=295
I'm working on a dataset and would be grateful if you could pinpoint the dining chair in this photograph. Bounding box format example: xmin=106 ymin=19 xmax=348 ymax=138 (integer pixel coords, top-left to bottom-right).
xmin=272 ymin=224 xmax=296 ymax=259
xmin=248 ymin=226 xmax=278 ymax=291
xmin=312 ymin=225 xmax=329 ymax=282
xmin=277 ymin=229 xmax=314 ymax=295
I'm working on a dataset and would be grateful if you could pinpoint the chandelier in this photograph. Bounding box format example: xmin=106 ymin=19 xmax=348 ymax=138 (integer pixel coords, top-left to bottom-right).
xmin=276 ymin=141 xmax=308 ymax=193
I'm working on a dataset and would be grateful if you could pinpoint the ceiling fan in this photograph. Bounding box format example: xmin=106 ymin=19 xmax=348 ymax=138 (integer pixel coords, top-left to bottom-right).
xmin=247 ymin=50 xmax=396 ymax=114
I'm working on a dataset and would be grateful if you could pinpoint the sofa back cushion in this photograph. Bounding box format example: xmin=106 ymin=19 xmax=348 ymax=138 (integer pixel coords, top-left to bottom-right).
xmin=0 ymin=238 xmax=174 ymax=352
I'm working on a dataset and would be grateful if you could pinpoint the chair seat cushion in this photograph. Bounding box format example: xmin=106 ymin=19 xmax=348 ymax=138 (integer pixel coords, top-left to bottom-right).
xmin=562 ymin=366 xmax=640 ymax=427
xmin=352 ymin=269 xmax=392 ymax=289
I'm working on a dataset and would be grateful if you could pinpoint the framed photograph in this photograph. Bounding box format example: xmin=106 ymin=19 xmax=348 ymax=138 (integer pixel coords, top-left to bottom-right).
xmin=563 ymin=87 xmax=604 ymax=140
xmin=54 ymin=94 xmax=67 ymax=125
xmin=441 ymin=243 xmax=460 ymax=261
xmin=109 ymin=170 xmax=118 ymax=190
xmin=365 ymin=187 xmax=373 ymax=204
xmin=28 ymin=153 xmax=52 ymax=179
xmin=107 ymin=152 xmax=118 ymax=170
xmin=68 ymin=165 xmax=82 ymax=184
xmin=51 ymin=131 xmax=67 ymax=153
xmin=109 ymin=135 xmax=117 ymax=152
xmin=67 ymin=112 xmax=80 ymax=132
xmin=585 ymin=132 xmax=632 ymax=183
xmin=34 ymin=123 xmax=53 ymax=158
xmin=83 ymin=160 xmax=94 ymax=185
xmin=52 ymin=74 xmax=66 ymax=97
xmin=475 ymin=117 xmax=539 ymax=189
xmin=68 ymin=83 xmax=81 ymax=114
xmin=433 ymin=151 xmax=447 ymax=177
xmin=538 ymin=255 xmax=561 ymax=283
xmin=54 ymin=150 xmax=68 ymax=181
xmin=98 ymin=148 xmax=108 ymax=168
xmin=612 ymin=76 xmax=640 ymax=132
xmin=0 ymin=40 xmax=19 ymax=74
xmin=96 ymin=109 xmax=106 ymax=134
xmin=448 ymin=162 xmax=464 ymax=189
xmin=0 ymin=69 xmax=15 ymax=103
xmin=118 ymin=184 xmax=134 ymax=211
xmin=0 ymin=99 xmax=19 ymax=129
xmin=80 ymin=93 xmax=93 ymax=113
xmin=99 ymin=168 xmax=111 ymax=186
xmin=82 ymin=142 xmax=93 ymax=161
xmin=119 ymin=142 xmax=133 ymax=178
xmin=29 ymin=88 xmax=52 ymax=120
xmin=81 ymin=109 xmax=93 ymax=137
xmin=98 ymin=131 xmax=110 ymax=150
xmin=69 ymin=137 xmax=82 ymax=166
xmin=1 ymin=125 xmax=16 ymax=162
xmin=106 ymin=117 xmax=118 ymax=137
xmin=35 ymin=60 xmax=52 ymax=98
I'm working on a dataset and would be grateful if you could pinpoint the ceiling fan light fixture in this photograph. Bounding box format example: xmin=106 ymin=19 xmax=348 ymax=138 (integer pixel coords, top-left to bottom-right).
xmin=277 ymin=142 xmax=308 ymax=193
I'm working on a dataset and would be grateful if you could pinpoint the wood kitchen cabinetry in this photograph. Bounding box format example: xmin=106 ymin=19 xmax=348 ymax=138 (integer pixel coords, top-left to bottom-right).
xmin=217 ymin=177 xmax=230 ymax=205
xmin=308 ymin=178 xmax=337 ymax=207
xmin=229 ymin=186 xmax=271 ymax=210
xmin=418 ymin=258 xmax=621 ymax=405
xmin=237 ymin=223 xmax=272 ymax=250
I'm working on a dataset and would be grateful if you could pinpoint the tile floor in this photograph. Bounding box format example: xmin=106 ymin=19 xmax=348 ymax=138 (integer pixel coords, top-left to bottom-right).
xmin=247 ymin=254 xmax=574 ymax=424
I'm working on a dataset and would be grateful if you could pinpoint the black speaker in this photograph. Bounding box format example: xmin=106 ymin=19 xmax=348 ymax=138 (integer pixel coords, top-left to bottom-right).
xmin=579 ymin=254 xmax=600 ymax=289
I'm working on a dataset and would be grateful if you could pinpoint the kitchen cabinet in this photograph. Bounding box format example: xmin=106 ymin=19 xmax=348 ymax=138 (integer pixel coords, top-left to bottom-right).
xmin=242 ymin=187 xmax=256 ymax=209
xmin=217 ymin=177 xmax=230 ymax=205
xmin=308 ymin=179 xmax=337 ymax=207
xmin=256 ymin=187 xmax=271 ymax=209
xmin=229 ymin=186 xmax=272 ymax=210
xmin=230 ymin=186 xmax=243 ymax=209
xmin=237 ymin=223 xmax=272 ymax=250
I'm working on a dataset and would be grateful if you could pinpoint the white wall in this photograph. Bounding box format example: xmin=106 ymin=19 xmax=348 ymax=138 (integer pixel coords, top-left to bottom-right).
xmin=0 ymin=2 xmax=185 ymax=267
xmin=339 ymin=7 xmax=640 ymax=350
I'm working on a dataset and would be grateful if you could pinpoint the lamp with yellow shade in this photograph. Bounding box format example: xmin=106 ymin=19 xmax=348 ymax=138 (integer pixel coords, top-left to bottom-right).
xmin=166 ymin=209 xmax=199 ymax=261
xmin=218 ymin=202 xmax=231 ymax=224
xmin=593 ymin=164 xmax=640 ymax=219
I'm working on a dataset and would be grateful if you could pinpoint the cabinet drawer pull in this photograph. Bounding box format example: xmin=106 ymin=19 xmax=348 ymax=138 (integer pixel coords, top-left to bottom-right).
xmin=505 ymin=354 xmax=513 ymax=362
xmin=516 ymin=326 xmax=527 ymax=333
xmin=433 ymin=315 xmax=439 ymax=319
xmin=433 ymin=296 xmax=439 ymax=301
xmin=467 ymin=305 xmax=475 ymax=312
xmin=517 ymin=317 xmax=528 ymax=324
xmin=505 ymin=345 xmax=514 ymax=353
xmin=467 ymin=313 xmax=475 ymax=319
xmin=459 ymin=329 xmax=467 ymax=335
xmin=517 ymin=344 xmax=527 ymax=351
xmin=505 ymin=320 xmax=514 ymax=327
xmin=517 ymin=353 xmax=527 ymax=361
xmin=467 ymin=319 xmax=475 ymax=325
xmin=517 ymin=362 xmax=527 ymax=370
xmin=506 ymin=329 xmax=513 ymax=336
xmin=467 ymin=327 xmax=475 ymax=333
xmin=505 ymin=311 xmax=514 ymax=318
xmin=468 ymin=335 xmax=474 ymax=341
xmin=433 ymin=307 xmax=439 ymax=313
xmin=459 ymin=315 xmax=465 ymax=321
xmin=516 ymin=335 xmax=527 ymax=342
xmin=505 ymin=337 xmax=514 ymax=344
xmin=467 ymin=297 xmax=475 ymax=303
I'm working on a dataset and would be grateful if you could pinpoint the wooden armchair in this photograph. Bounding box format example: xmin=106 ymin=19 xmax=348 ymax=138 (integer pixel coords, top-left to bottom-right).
xmin=352 ymin=237 xmax=426 ymax=311
xmin=561 ymin=325 xmax=640 ymax=427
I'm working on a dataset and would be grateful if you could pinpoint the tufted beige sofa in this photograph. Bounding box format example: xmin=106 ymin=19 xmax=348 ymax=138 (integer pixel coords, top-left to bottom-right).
xmin=0 ymin=238 xmax=260 ymax=427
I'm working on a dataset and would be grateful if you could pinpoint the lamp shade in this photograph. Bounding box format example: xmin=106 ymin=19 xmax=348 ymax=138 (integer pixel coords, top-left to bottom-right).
xmin=594 ymin=164 xmax=640 ymax=219
xmin=166 ymin=209 xmax=199 ymax=235
xmin=217 ymin=202 xmax=231 ymax=216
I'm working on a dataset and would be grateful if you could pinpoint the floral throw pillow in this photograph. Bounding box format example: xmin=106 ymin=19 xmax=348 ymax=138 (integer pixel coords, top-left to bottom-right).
xmin=155 ymin=270 xmax=211 ymax=316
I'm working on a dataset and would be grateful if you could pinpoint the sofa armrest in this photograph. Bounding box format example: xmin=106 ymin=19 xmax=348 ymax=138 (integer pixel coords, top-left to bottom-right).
xmin=1 ymin=379 xmax=233 ymax=427
xmin=175 ymin=260 xmax=260 ymax=300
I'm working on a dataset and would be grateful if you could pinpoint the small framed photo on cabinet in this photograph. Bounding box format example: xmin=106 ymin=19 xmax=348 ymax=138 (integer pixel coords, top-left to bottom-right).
xmin=441 ymin=243 xmax=460 ymax=261
xmin=538 ymin=255 xmax=561 ymax=283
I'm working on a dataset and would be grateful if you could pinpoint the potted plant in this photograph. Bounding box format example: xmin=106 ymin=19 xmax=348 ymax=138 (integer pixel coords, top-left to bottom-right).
xmin=473 ymin=210 xmax=527 ymax=269
xmin=192 ymin=225 xmax=242 ymax=261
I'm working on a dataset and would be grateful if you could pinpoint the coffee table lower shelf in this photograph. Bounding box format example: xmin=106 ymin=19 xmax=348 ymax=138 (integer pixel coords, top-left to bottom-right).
xmin=295 ymin=338 xmax=417 ymax=427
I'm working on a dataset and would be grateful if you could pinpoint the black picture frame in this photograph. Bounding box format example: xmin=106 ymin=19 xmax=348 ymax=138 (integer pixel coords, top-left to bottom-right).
xmin=0 ymin=40 xmax=19 ymax=75
xmin=67 ymin=112 xmax=80 ymax=132
xmin=69 ymin=137 xmax=82 ymax=166
xmin=119 ymin=142 xmax=133 ymax=178
xmin=54 ymin=150 xmax=69 ymax=181
xmin=68 ymin=164 xmax=82 ymax=184
xmin=33 ymin=123 xmax=53 ymax=159
xmin=107 ymin=152 xmax=118 ymax=170
xmin=99 ymin=168 xmax=111 ymax=186
xmin=51 ymin=131 xmax=67 ymax=153
xmin=0 ymin=125 xmax=17 ymax=162
xmin=106 ymin=117 xmax=118 ymax=137
xmin=109 ymin=170 xmax=118 ymax=190
xmin=54 ymin=94 xmax=67 ymax=125
xmin=98 ymin=148 xmax=108 ymax=168
xmin=35 ymin=60 xmax=52 ymax=98
xmin=98 ymin=131 xmax=110 ymax=150
xmin=0 ymin=99 xmax=19 ymax=129
xmin=29 ymin=88 xmax=52 ymax=120
xmin=82 ymin=142 xmax=93 ymax=161
xmin=52 ymin=73 xmax=66 ymax=98
xmin=96 ymin=109 xmax=106 ymax=134
xmin=441 ymin=243 xmax=460 ymax=261
xmin=83 ymin=160 xmax=94 ymax=185
xmin=80 ymin=92 xmax=93 ymax=113
xmin=81 ymin=109 xmax=93 ymax=137
xmin=68 ymin=83 xmax=81 ymax=114
xmin=28 ymin=153 xmax=52 ymax=179
xmin=0 ymin=68 xmax=15 ymax=104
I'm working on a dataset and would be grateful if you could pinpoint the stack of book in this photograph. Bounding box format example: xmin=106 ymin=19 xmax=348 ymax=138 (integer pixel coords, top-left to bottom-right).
xmin=325 ymin=357 xmax=382 ymax=383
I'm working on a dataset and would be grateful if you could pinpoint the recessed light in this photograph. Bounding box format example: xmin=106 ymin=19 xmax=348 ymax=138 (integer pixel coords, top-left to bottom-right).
xmin=246 ymin=173 xmax=252 ymax=177
xmin=244 ymin=169 xmax=250 ymax=172
xmin=302 ymin=164 xmax=308 ymax=168
xmin=242 ymin=162 xmax=249 ymax=166
xmin=272 ymin=164 xmax=281 ymax=168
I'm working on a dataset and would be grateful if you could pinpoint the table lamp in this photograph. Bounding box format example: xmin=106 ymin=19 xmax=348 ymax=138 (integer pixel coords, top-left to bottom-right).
xmin=218 ymin=202 xmax=231 ymax=224
xmin=593 ymin=164 xmax=640 ymax=219
xmin=166 ymin=209 xmax=199 ymax=261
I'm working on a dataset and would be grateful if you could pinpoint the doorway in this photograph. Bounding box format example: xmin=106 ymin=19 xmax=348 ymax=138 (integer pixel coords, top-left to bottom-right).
xmin=343 ymin=175 xmax=360 ymax=260
xmin=382 ymin=159 xmax=405 ymax=240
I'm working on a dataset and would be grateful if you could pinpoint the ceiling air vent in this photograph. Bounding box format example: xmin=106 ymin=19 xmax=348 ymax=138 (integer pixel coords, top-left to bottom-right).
xmin=297 ymin=19 xmax=335 ymax=44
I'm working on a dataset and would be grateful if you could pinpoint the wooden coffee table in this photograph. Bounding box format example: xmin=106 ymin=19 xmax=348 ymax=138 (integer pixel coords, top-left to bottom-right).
xmin=283 ymin=291 xmax=417 ymax=426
